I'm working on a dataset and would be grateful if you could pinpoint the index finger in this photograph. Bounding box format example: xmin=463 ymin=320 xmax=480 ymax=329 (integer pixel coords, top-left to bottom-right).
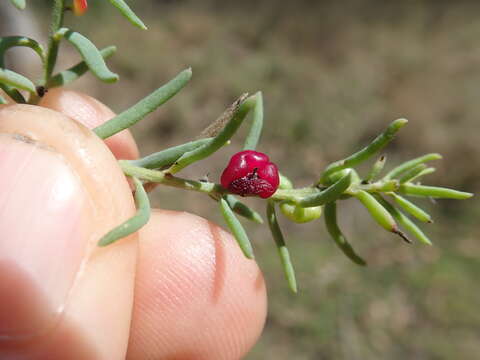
xmin=127 ymin=210 xmax=267 ymax=360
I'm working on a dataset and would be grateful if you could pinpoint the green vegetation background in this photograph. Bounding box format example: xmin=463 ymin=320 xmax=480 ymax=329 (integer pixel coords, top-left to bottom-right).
xmin=12 ymin=1 xmax=480 ymax=358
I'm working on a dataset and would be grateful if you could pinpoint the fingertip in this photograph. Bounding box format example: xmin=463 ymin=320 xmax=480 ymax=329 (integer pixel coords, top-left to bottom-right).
xmin=0 ymin=105 xmax=138 ymax=359
xmin=128 ymin=210 xmax=267 ymax=360
xmin=39 ymin=88 xmax=139 ymax=160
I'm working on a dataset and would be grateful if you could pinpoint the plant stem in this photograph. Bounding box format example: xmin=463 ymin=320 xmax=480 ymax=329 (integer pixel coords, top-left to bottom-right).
xmin=358 ymin=179 xmax=399 ymax=193
xmin=44 ymin=0 xmax=65 ymax=85
xmin=121 ymin=161 xmax=357 ymax=203
xmin=119 ymin=161 xmax=225 ymax=194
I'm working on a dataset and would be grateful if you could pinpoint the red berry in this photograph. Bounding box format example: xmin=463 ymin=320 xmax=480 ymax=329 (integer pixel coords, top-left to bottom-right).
xmin=73 ymin=0 xmax=88 ymax=16
xmin=221 ymin=150 xmax=280 ymax=199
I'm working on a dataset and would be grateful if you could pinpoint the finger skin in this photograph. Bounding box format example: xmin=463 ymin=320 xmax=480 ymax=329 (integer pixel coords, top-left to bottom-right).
xmin=39 ymin=88 xmax=139 ymax=160
xmin=0 ymin=104 xmax=138 ymax=359
xmin=127 ymin=210 xmax=267 ymax=360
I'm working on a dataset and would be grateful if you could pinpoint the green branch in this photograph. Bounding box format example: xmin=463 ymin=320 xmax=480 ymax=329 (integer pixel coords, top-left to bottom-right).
xmin=47 ymin=46 xmax=117 ymax=88
xmin=319 ymin=118 xmax=407 ymax=184
xmin=44 ymin=0 xmax=65 ymax=84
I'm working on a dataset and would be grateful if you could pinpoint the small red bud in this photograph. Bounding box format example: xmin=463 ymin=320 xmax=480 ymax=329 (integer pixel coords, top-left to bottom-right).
xmin=221 ymin=150 xmax=280 ymax=199
xmin=73 ymin=0 xmax=88 ymax=16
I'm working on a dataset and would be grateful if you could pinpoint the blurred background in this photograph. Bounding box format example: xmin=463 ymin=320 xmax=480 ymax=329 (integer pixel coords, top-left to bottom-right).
xmin=2 ymin=1 xmax=479 ymax=358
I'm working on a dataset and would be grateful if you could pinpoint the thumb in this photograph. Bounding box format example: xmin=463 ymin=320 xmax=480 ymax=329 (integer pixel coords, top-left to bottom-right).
xmin=0 ymin=104 xmax=137 ymax=359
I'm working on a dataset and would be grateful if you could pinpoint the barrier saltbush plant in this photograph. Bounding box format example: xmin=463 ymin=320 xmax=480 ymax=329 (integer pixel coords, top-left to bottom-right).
xmin=1 ymin=0 xmax=473 ymax=293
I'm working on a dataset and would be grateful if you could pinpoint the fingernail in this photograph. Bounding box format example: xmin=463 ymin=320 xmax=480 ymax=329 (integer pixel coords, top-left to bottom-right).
xmin=0 ymin=135 xmax=91 ymax=339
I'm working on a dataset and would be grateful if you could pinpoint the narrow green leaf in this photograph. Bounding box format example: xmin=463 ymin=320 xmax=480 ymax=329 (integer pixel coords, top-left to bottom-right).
xmin=94 ymin=68 xmax=192 ymax=139
xmin=0 ymin=83 xmax=26 ymax=103
xmin=108 ymin=0 xmax=147 ymax=30
xmin=384 ymin=153 xmax=441 ymax=180
xmin=375 ymin=195 xmax=432 ymax=245
xmin=48 ymin=46 xmax=116 ymax=88
xmin=223 ymin=195 xmax=263 ymax=224
xmin=9 ymin=0 xmax=26 ymax=10
xmin=408 ymin=167 xmax=436 ymax=183
xmin=98 ymin=177 xmax=151 ymax=246
xmin=54 ymin=28 xmax=119 ymax=83
xmin=364 ymin=155 xmax=386 ymax=183
xmin=0 ymin=68 xmax=35 ymax=93
xmin=355 ymin=190 xmax=396 ymax=231
xmin=355 ymin=190 xmax=410 ymax=243
xmin=324 ymin=202 xmax=366 ymax=265
xmin=398 ymin=164 xmax=427 ymax=183
xmin=299 ymin=171 xmax=352 ymax=207
xmin=131 ymin=137 xmax=212 ymax=169
xmin=0 ymin=95 xmax=7 ymax=104
xmin=167 ymin=93 xmax=256 ymax=174
xmin=266 ymin=202 xmax=297 ymax=293
xmin=390 ymin=193 xmax=433 ymax=223
xmin=243 ymin=91 xmax=263 ymax=150
xmin=219 ymin=197 xmax=254 ymax=259
xmin=399 ymin=184 xmax=473 ymax=200
xmin=320 ymin=118 xmax=407 ymax=184
xmin=0 ymin=36 xmax=45 ymax=68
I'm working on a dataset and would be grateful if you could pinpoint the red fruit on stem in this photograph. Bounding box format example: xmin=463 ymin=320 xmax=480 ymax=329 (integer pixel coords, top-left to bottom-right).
xmin=221 ymin=150 xmax=280 ymax=199
xmin=73 ymin=0 xmax=88 ymax=16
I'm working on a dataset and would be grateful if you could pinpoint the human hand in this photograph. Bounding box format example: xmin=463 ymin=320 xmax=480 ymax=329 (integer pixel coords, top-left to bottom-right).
xmin=0 ymin=89 xmax=267 ymax=359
